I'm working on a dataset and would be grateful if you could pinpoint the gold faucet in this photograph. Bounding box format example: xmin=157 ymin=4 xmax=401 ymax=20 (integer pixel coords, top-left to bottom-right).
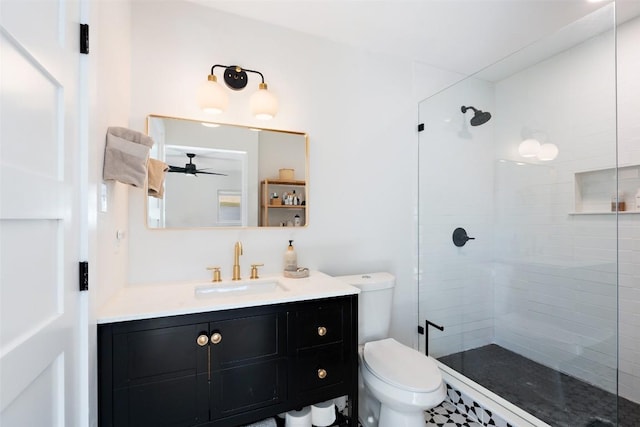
xmin=232 ymin=241 xmax=243 ymax=280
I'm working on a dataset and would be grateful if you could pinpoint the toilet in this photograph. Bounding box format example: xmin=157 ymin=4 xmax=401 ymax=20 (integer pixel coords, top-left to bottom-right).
xmin=336 ymin=273 xmax=446 ymax=427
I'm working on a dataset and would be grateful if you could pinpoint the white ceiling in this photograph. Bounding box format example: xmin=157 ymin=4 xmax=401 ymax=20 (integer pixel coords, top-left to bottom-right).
xmin=189 ymin=0 xmax=637 ymax=76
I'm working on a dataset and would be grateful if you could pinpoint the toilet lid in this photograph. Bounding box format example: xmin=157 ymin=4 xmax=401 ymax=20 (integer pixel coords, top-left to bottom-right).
xmin=363 ymin=338 xmax=442 ymax=393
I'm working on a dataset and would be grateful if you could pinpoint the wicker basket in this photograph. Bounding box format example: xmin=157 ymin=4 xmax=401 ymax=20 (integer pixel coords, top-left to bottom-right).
xmin=279 ymin=168 xmax=294 ymax=180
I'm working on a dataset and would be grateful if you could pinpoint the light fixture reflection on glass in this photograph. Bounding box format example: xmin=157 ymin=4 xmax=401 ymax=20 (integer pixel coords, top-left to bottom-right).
xmin=518 ymin=138 xmax=541 ymax=157
xmin=536 ymin=143 xmax=559 ymax=161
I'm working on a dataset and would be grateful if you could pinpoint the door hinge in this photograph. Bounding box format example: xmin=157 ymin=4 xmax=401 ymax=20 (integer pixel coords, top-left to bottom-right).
xmin=79 ymin=261 xmax=89 ymax=291
xmin=80 ymin=23 xmax=89 ymax=54
xmin=417 ymin=325 xmax=425 ymax=335
xmin=418 ymin=123 xmax=425 ymax=132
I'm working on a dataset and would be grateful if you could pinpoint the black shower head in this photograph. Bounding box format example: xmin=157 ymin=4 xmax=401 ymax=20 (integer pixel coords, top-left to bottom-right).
xmin=461 ymin=105 xmax=492 ymax=126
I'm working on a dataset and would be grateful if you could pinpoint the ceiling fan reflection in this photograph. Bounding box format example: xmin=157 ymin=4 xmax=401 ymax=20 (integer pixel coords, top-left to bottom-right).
xmin=167 ymin=153 xmax=227 ymax=177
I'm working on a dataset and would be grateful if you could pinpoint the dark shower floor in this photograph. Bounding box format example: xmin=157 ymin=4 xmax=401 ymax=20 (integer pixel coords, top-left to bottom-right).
xmin=438 ymin=344 xmax=640 ymax=427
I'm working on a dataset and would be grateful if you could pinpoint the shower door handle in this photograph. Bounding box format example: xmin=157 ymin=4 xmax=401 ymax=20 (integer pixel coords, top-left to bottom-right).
xmin=424 ymin=319 xmax=444 ymax=356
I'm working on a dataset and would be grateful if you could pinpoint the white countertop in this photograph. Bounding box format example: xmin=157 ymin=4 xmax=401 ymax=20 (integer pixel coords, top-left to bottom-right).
xmin=97 ymin=270 xmax=360 ymax=324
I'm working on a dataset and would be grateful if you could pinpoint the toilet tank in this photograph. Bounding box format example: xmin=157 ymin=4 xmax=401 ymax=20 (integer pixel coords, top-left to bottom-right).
xmin=335 ymin=272 xmax=395 ymax=345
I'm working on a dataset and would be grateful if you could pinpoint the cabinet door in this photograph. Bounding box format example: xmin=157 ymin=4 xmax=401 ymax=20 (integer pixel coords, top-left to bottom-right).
xmin=211 ymin=359 xmax=287 ymax=418
xmin=111 ymin=323 xmax=209 ymax=427
xmin=210 ymin=313 xmax=287 ymax=418
xmin=210 ymin=313 xmax=285 ymax=369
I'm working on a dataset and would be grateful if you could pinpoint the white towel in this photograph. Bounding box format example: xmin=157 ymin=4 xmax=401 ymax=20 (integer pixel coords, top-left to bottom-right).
xmin=103 ymin=127 xmax=154 ymax=187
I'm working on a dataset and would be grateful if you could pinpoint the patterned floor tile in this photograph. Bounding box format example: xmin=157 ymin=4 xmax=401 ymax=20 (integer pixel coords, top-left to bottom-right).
xmin=426 ymin=401 xmax=483 ymax=426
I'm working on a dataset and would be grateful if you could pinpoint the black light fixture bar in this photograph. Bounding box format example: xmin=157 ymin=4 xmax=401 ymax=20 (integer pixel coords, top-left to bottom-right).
xmin=210 ymin=64 xmax=265 ymax=90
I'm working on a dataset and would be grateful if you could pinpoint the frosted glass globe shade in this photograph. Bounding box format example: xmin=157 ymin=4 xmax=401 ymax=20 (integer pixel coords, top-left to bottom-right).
xmin=537 ymin=143 xmax=559 ymax=161
xmin=518 ymin=138 xmax=541 ymax=158
xmin=197 ymin=77 xmax=228 ymax=115
xmin=250 ymin=84 xmax=278 ymax=120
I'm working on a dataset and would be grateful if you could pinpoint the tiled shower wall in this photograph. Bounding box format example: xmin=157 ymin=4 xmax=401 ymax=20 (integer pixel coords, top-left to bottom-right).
xmin=420 ymin=13 xmax=640 ymax=404
xmin=493 ymin=15 xmax=640 ymax=402
xmin=492 ymin=21 xmax=618 ymax=393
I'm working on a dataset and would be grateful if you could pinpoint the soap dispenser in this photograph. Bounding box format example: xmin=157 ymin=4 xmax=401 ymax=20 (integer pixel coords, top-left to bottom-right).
xmin=284 ymin=240 xmax=297 ymax=272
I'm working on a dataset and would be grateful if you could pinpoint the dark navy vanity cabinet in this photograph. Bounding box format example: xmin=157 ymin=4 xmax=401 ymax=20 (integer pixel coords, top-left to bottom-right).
xmin=98 ymin=295 xmax=358 ymax=427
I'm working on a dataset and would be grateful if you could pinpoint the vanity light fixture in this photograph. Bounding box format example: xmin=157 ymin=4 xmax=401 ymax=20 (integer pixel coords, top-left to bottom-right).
xmin=198 ymin=64 xmax=278 ymax=120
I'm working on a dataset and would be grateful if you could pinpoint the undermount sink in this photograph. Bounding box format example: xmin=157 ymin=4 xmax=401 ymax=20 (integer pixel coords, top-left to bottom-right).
xmin=194 ymin=278 xmax=287 ymax=297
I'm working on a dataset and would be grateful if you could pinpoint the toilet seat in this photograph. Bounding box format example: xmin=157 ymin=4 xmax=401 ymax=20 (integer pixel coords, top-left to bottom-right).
xmin=363 ymin=338 xmax=442 ymax=393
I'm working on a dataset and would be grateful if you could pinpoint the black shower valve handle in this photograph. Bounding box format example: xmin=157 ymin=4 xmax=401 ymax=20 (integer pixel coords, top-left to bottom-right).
xmin=452 ymin=227 xmax=475 ymax=247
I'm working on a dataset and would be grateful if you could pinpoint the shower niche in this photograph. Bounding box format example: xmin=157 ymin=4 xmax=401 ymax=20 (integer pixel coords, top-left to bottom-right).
xmin=572 ymin=165 xmax=640 ymax=214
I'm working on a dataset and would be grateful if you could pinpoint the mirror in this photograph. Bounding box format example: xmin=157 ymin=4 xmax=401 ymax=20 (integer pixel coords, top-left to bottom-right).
xmin=146 ymin=115 xmax=308 ymax=228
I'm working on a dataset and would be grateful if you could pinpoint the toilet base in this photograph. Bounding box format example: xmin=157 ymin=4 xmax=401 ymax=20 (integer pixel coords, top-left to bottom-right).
xmin=379 ymin=405 xmax=425 ymax=427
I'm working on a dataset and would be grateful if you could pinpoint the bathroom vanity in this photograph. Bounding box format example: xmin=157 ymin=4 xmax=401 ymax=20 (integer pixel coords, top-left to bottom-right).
xmin=97 ymin=272 xmax=359 ymax=427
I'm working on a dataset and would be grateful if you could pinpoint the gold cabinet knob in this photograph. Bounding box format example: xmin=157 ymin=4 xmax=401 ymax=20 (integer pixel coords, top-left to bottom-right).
xmin=317 ymin=326 xmax=327 ymax=337
xmin=210 ymin=332 xmax=222 ymax=344
xmin=196 ymin=334 xmax=209 ymax=347
xmin=317 ymin=368 xmax=327 ymax=379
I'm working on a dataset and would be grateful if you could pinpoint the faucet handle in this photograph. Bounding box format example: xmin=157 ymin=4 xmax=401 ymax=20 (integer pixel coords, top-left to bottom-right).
xmin=207 ymin=266 xmax=222 ymax=282
xmin=250 ymin=263 xmax=264 ymax=279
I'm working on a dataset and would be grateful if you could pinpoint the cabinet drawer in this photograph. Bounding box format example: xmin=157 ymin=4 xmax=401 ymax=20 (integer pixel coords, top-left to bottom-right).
xmin=291 ymin=302 xmax=344 ymax=349
xmin=292 ymin=344 xmax=346 ymax=393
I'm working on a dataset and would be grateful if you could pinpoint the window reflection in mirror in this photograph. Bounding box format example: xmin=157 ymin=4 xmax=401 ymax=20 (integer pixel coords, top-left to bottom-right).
xmin=146 ymin=115 xmax=308 ymax=228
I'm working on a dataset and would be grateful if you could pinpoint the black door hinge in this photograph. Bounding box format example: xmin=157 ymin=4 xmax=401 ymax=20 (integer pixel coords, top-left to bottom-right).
xmin=80 ymin=24 xmax=89 ymax=54
xmin=79 ymin=261 xmax=89 ymax=291
xmin=417 ymin=325 xmax=425 ymax=335
xmin=418 ymin=123 xmax=425 ymax=132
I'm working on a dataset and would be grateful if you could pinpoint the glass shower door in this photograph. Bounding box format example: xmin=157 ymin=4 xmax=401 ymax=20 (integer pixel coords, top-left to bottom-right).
xmin=417 ymin=4 xmax=621 ymax=426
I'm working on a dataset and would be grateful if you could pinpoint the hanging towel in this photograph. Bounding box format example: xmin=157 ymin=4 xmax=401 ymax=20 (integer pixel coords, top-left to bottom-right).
xmin=103 ymin=127 xmax=155 ymax=187
xmin=147 ymin=158 xmax=169 ymax=199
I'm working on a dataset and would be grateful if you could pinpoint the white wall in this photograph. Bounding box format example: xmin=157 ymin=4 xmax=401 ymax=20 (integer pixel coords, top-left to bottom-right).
xmin=122 ymin=0 xmax=436 ymax=347
xmin=89 ymin=1 xmax=133 ymax=425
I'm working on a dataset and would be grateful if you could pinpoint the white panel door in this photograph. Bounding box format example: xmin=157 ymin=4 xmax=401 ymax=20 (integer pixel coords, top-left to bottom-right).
xmin=1 ymin=1 xmax=83 ymax=426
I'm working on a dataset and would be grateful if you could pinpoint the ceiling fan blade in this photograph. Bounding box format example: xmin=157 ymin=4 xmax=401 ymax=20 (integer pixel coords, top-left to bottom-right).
xmin=168 ymin=165 xmax=187 ymax=173
xmin=195 ymin=170 xmax=228 ymax=176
